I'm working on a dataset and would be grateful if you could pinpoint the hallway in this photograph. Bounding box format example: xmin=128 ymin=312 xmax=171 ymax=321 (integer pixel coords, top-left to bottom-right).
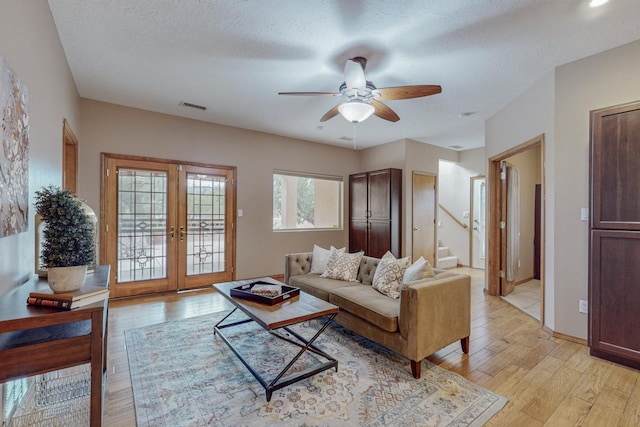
xmin=502 ymin=280 xmax=541 ymax=321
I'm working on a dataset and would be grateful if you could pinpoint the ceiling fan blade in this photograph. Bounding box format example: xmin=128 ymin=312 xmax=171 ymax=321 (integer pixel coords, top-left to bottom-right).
xmin=372 ymin=100 xmax=400 ymax=122
xmin=376 ymin=85 xmax=442 ymax=101
xmin=344 ymin=57 xmax=367 ymax=91
xmin=279 ymin=91 xmax=341 ymax=96
xmin=320 ymin=104 xmax=341 ymax=122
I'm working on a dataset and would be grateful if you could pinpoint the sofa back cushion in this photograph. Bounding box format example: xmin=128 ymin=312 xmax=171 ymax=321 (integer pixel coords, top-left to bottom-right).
xmin=357 ymin=256 xmax=381 ymax=286
xmin=321 ymin=251 xmax=364 ymax=282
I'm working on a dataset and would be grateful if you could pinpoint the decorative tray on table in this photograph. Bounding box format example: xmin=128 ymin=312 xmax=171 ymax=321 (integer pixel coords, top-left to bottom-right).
xmin=230 ymin=281 xmax=300 ymax=305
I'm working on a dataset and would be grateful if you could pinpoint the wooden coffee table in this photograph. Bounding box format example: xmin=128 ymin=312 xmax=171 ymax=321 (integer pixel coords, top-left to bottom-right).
xmin=213 ymin=277 xmax=339 ymax=401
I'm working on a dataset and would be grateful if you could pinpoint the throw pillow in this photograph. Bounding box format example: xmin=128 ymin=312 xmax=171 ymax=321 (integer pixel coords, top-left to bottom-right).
xmin=310 ymin=245 xmax=345 ymax=274
xmin=403 ymin=256 xmax=435 ymax=284
xmin=372 ymin=251 xmax=411 ymax=299
xmin=321 ymin=251 xmax=364 ymax=282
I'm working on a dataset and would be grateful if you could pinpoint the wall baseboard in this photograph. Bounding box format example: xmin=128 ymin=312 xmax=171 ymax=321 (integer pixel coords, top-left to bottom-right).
xmin=271 ymin=274 xmax=285 ymax=283
xmin=542 ymin=325 xmax=587 ymax=346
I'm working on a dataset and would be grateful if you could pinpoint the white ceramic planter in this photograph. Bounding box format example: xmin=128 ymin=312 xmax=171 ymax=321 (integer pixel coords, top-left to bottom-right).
xmin=47 ymin=265 xmax=88 ymax=293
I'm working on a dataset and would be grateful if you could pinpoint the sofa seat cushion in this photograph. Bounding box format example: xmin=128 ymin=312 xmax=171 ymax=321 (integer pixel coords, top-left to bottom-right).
xmin=288 ymin=274 xmax=360 ymax=301
xmin=329 ymin=285 xmax=399 ymax=333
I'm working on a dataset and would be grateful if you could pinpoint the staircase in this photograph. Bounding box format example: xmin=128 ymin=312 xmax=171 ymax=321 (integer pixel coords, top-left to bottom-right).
xmin=437 ymin=242 xmax=458 ymax=269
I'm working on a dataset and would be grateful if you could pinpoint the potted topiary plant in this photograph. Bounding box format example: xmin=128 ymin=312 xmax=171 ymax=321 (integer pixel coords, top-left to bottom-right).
xmin=34 ymin=185 xmax=96 ymax=292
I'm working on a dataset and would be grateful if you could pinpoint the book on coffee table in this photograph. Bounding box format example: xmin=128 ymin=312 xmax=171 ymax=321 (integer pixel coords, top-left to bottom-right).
xmin=27 ymin=284 xmax=109 ymax=310
xmin=250 ymin=284 xmax=282 ymax=297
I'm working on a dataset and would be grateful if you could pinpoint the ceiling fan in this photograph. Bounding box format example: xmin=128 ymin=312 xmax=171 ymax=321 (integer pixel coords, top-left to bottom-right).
xmin=279 ymin=57 xmax=442 ymax=123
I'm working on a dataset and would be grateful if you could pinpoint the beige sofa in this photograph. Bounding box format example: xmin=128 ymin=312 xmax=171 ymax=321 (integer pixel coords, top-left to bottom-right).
xmin=284 ymin=252 xmax=471 ymax=379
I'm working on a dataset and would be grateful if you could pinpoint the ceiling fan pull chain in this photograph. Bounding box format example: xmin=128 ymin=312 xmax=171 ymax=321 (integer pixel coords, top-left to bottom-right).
xmin=352 ymin=122 xmax=357 ymax=151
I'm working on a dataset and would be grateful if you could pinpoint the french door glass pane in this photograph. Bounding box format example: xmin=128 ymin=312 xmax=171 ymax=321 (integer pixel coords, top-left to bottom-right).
xmin=186 ymin=173 xmax=226 ymax=275
xmin=117 ymin=169 xmax=168 ymax=282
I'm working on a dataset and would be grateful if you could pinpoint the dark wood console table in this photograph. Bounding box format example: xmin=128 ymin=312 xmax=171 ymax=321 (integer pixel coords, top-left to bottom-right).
xmin=0 ymin=265 xmax=110 ymax=427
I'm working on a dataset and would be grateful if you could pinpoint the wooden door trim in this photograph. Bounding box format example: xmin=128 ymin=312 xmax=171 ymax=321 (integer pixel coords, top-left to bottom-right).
xmin=100 ymin=152 xmax=236 ymax=172
xmin=469 ymin=175 xmax=485 ymax=269
xmin=488 ymin=134 xmax=546 ymax=325
xmin=62 ymin=119 xmax=78 ymax=194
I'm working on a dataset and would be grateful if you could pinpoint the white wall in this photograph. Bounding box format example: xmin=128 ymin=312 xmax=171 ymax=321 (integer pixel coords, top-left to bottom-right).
xmin=0 ymin=0 xmax=80 ymax=295
xmin=79 ymin=99 xmax=359 ymax=279
xmin=460 ymin=147 xmax=487 ymax=176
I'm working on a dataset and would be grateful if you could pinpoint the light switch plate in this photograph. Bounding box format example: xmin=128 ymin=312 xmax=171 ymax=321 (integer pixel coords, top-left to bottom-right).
xmin=579 ymin=299 xmax=588 ymax=314
xmin=580 ymin=208 xmax=589 ymax=221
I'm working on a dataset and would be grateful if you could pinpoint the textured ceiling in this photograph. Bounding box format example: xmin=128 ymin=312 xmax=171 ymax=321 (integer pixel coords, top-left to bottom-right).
xmin=47 ymin=0 xmax=640 ymax=151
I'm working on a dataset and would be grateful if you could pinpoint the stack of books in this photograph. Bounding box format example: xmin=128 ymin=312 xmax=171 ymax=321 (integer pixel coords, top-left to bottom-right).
xmin=250 ymin=283 xmax=282 ymax=297
xmin=27 ymin=284 xmax=109 ymax=310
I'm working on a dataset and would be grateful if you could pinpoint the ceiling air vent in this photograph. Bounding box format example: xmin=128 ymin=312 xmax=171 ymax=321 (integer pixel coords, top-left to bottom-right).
xmin=448 ymin=145 xmax=464 ymax=150
xmin=180 ymin=101 xmax=207 ymax=111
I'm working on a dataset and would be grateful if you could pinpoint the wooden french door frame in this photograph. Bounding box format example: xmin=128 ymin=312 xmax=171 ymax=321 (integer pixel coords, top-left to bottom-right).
xmin=178 ymin=163 xmax=236 ymax=290
xmin=100 ymin=153 xmax=237 ymax=297
xmin=488 ymin=134 xmax=545 ymax=324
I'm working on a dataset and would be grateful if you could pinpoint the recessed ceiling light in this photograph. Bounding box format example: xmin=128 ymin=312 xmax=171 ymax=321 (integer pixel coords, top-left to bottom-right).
xmin=459 ymin=112 xmax=476 ymax=119
xmin=589 ymin=0 xmax=608 ymax=8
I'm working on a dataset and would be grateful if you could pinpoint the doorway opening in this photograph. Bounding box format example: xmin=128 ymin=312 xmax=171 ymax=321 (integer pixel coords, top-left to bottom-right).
xmin=488 ymin=135 xmax=545 ymax=323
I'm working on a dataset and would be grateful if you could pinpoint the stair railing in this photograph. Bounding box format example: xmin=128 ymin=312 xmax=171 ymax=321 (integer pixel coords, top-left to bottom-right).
xmin=438 ymin=204 xmax=468 ymax=229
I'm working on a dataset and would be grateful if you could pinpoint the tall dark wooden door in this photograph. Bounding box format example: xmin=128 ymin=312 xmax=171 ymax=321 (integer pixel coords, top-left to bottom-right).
xmin=589 ymin=100 xmax=640 ymax=369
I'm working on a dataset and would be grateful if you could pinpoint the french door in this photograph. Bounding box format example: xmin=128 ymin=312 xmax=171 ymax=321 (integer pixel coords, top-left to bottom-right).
xmin=101 ymin=154 xmax=236 ymax=297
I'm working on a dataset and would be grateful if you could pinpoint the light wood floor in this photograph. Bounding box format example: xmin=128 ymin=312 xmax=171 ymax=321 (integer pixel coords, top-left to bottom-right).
xmin=103 ymin=269 xmax=640 ymax=426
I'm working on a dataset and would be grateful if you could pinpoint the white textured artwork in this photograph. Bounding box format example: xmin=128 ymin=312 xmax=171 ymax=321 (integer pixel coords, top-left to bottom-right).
xmin=0 ymin=56 xmax=29 ymax=237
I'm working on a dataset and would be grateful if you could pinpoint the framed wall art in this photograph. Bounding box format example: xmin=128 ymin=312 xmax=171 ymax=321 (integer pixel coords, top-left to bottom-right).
xmin=0 ymin=56 xmax=29 ymax=238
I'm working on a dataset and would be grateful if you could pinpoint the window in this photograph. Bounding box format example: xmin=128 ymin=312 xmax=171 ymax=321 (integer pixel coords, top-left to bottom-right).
xmin=273 ymin=171 xmax=343 ymax=231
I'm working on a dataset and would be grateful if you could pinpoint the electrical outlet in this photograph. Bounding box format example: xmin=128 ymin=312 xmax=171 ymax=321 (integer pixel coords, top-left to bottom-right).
xmin=579 ymin=300 xmax=588 ymax=314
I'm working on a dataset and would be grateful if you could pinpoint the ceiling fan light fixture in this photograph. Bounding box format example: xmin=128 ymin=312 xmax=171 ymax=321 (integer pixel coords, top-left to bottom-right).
xmin=338 ymin=100 xmax=375 ymax=123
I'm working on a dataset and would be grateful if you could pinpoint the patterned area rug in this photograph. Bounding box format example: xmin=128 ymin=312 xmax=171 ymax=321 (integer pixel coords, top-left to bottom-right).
xmin=125 ymin=311 xmax=506 ymax=426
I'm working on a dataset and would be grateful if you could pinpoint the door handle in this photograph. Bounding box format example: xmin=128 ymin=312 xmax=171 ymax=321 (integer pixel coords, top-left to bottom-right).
xmin=413 ymin=227 xmax=420 ymax=231
xmin=180 ymin=226 xmax=185 ymax=241
xmin=169 ymin=226 xmax=175 ymax=240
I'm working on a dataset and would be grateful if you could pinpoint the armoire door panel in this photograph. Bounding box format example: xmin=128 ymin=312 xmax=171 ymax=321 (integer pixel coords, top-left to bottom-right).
xmin=367 ymin=221 xmax=392 ymax=258
xmin=349 ymin=220 xmax=368 ymax=254
xmin=368 ymin=170 xmax=392 ymax=220
xmin=590 ymin=230 xmax=640 ymax=359
xmin=591 ymin=102 xmax=640 ymax=230
xmin=350 ymin=173 xmax=368 ymax=220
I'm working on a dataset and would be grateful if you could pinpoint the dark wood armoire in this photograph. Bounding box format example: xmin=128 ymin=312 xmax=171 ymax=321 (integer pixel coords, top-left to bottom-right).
xmin=589 ymin=100 xmax=640 ymax=370
xmin=349 ymin=168 xmax=402 ymax=258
